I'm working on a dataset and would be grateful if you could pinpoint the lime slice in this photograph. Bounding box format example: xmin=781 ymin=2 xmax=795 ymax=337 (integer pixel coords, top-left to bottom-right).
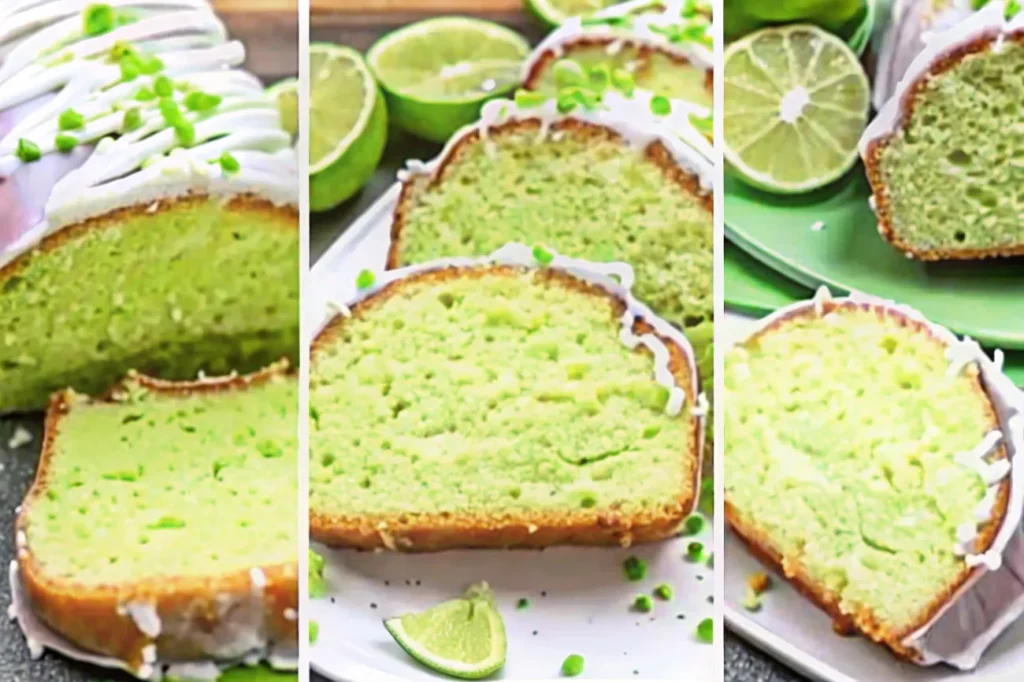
xmin=367 ymin=17 xmax=529 ymax=143
xmin=523 ymin=0 xmax=623 ymax=27
xmin=383 ymin=583 xmax=507 ymax=680
xmin=266 ymin=77 xmax=297 ymax=139
xmin=723 ymin=24 xmax=869 ymax=194
xmin=309 ymin=43 xmax=388 ymax=213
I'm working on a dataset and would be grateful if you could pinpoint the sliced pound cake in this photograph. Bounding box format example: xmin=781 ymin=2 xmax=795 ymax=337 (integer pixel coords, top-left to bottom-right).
xmin=15 ymin=362 xmax=298 ymax=674
xmin=725 ymin=291 xmax=1021 ymax=664
xmin=311 ymin=248 xmax=705 ymax=551
xmin=861 ymin=2 xmax=1024 ymax=260
xmin=0 ymin=0 xmax=298 ymax=413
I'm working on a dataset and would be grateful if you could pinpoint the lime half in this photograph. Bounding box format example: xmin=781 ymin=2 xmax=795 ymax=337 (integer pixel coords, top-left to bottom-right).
xmin=524 ymin=0 xmax=623 ymax=27
xmin=367 ymin=17 xmax=529 ymax=143
xmin=723 ymin=24 xmax=869 ymax=194
xmin=383 ymin=583 xmax=507 ymax=680
xmin=266 ymin=77 xmax=297 ymax=139
xmin=309 ymin=43 xmax=388 ymax=213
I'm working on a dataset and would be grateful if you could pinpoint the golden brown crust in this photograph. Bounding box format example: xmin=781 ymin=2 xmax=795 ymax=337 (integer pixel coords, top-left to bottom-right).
xmin=864 ymin=31 xmax=1024 ymax=261
xmin=311 ymin=265 xmax=703 ymax=551
xmin=387 ymin=118 xmax=712 ymax=269
xmin=0 ymin=193 xmax=298 ymax=283
xmin=726 ymin=299 xmax=1011 ymax=661
xmin=16 ymin=361 xmax=299 ymax=670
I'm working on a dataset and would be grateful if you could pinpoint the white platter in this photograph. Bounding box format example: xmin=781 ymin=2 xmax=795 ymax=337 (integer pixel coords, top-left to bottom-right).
xmin=308 ymin=185 xmax=717 ymax=681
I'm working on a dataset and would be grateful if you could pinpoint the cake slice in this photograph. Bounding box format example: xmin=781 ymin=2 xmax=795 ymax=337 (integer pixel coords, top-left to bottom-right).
xmin=861 ymin=1 xmax=1024 ymax=260
xmin=15 ymin=362 xmax=298 ymax=675
xmin=725 ymin=291 xmax=1019 ymax=664
xmin=311 ymin=248 xmax=705 ymax=551
xmin=0 ymin=0 xmax=298 ymax=413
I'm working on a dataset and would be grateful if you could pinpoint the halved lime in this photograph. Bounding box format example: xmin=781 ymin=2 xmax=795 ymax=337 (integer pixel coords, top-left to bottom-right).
xmin=266 ymin=78 xmax=297 ymax=139
xmin=383 ymin=583 xmax=507 ymax=680
xmin=723 ymin=24 xmax=870 ymax=194
xmin=524 ymin=0 xmax=623 ymax=27
xmin=366 ymin=18 xmax=529 ymax=143
xmin=309 ymin=43 xmax=388 ymax=213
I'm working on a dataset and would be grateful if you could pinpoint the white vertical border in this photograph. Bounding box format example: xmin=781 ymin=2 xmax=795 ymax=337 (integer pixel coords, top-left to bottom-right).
xmin=712 ymin=0 xmax=726 ymax=680
xmin=297 ymin=0 xmax=311 ymax=679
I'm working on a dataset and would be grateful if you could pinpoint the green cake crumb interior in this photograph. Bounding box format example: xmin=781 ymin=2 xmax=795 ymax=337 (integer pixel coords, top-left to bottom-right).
xmin=311 ymin=269 xmax=694 ymax=519
xmin=397 ymin=124 xmax=712 ymax=331
xmin=725 ymin=307 xmax=998 ymax=632
xmin=0 ymin=197 xmax=298 ymax=413
xmin=25 ymin=373 xmax=297 ymax=584
xmin=876 ymin=38 xmax=1024 ymax=252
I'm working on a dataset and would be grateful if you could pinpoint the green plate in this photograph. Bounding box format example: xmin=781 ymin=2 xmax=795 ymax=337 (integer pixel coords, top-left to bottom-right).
xmin=724 ymin=168 xmax=1024 ymax=351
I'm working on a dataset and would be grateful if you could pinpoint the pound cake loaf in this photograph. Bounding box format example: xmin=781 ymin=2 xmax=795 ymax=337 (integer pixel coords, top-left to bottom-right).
xmin=0 ymin=0 xmax=299 ymax=413
xmin=14 ymin=362 xmax=298 ymax=676
xmin=725 ymin=289 xmax=1024 ymax=668
xmin=861 ymin=1 xmax=1024 ymax=260
xmin=311 ymin=246 xmax=706 ymax=551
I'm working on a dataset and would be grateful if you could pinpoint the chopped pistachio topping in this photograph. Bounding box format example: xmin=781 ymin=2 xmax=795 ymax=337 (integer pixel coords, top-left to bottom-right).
xmin=561 ymin=654 xmax=584 ymax=677
xmin=654 ymin=583 xmax=673 ymax=601
xmin=532 ymin=244 xmax=554 ymax=265
xmin=623 ymin=556 xmax=647 ymax=582
xmin=120 ymin=55 xmax=141 ymax=82
xmin=556 ymin=91 xmax=577 ymax=114
xmin=553 ymin=59 xmax=586 ymax=88
xmin=650 ymin=95 xmax=672 ymax=116
xmin=122 ymin=107 xmax=142 ymax=132
xmin=55 ymin=134 xmax=78 ymax=153
xmin=83 ymin=4 xmax=115 ymax=37
xmin=633 ymin=594 xmax=653 ymax=613
xmin=173 ymin=120 xmax=195 ymax=147
xmin=139 ymin=54 xmax=164 ymax=75
xmin=514 ymin=89 xmax=547 ymax=109
xmin=154 ymin=76 xmax=174 ymax=98
xmin=184 ymin=91 xmax=223 ymax=112
xmin=611 ymin=68 xmax=635 ymax=96
xmin=218 ymin=152 xmax=240 ymax=173
xmin=686 ymin=541 xmax=704 ymax=562
xmin=356 ymin=269 xmax=375 ymax=290
xmin=58 ymin=108 xmax=84 ymax=131
xmin=682 ymin=514 xmax=705 ymax=536
xmin=148 ymin=515 xmax=185 ymax=529
xmin=696 ymin=617 xmax=713 ymax=643
xmin=516 ymin=597 xmax=530 ymax=610
xmin=16 ymin=139 xmax=41 ymax=162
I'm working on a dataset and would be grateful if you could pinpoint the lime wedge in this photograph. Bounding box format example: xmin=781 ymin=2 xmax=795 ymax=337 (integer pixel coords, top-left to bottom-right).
xmin=367 ymin=17 xmax=529 ymax=143
xmin=383 ymin=583 xmax=507 ymax=680
xmin=524 ymin=0 xmax=623 ymax=27
xmin=723 ymin=24 xmax=869 ymax=194
xmin=266 ymin=77 xmax=297 ymax=139
xmin=309 ymin=43 xmax=388 ymax=212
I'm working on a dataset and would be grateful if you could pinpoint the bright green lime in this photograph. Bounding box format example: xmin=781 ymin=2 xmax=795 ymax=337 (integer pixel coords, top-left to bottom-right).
xmin=383 ymin=583 xmax=506 ymax=680
xmin=309 ymin=43 xmax=388 ymax=213
xmin=367 ymin=17 xmax=529 ymax=143
xmin=523 ymin=0 xmax=623 ymax=27
xmin=266 ymin=77 xmax=297 ymax=139
xmin=723 ymin=24 xmax=869 ymax=194
xmin=724 ymin=0 xmax=866 ymax=40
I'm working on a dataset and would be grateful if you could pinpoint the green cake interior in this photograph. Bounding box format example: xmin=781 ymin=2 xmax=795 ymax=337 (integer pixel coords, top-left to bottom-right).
xmin=875 ymin=37 xmax=1024 ymax=252
xmin=311 ymin=270 xmax=694 ymax=519
xmin=398 ymin=125 xmax=712 ymax=333
xmin=531 ymin=44 xmax=712 ymax=111
xmin=24 ymin=372 xmax=297 ymax=584
xmin=0 ymin=197 xmax=299 ymax=413
xmin=725 ymin=308 xmax=998 ymax=632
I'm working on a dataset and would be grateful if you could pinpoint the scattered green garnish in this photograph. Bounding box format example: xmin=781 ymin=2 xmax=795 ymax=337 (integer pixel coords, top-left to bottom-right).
xmin=610 ymin=68 xmax=635 ymax=96
xmin=581 ymin=15 xmax=632 ymax=29
xmin=55 ymin=134 xmax=78 ymax=153
xmin=122 ymin=107 xmax=142 ymax=132
xmin=138 ymin=54 xmax=164 ymax=75
xmin=514 ymin=89 xmax=547 ymax=109
xmin=654 ymin=584 xmax=673 ymax=601
xmin=119 ymin=55 xmax=140 ymax=82
xmin=135 ymin=87 xmax=156 ymax=102
xmin=218 ymin=152 xmax=240 ymax=173
xmin=553 ymin=59 xmax=585 ymax=87
xmin=556 ymin=91 xmax=577 ymax=114
xmin=184 ymin=91 xmax=223 ymax=112
xmin=356 ymin=269 xmax=375 ymax=289
xmin=561 ymin=654 xmax=584 ymax=677
xmin=154 ymin=75 xmax=174 ymax=98
xmin=16 ymin=139 xmax=41 ymax=163
xmin=1009 ymin=0 xmax=1022 ymax=18
xmin=532 ymin=244 xmax=554 ymax=265
xmin=309 ymin=620 xmax=320 ymax=644
xmin=159 ymin=98 xmax=183 ymax=125
xmin=686 ymin=541 xmax=705 ymax=563
xmin=516 ymin=598 xmax=530 ymax=610
xmin=689 ymin=112 xmax=713 ymax=136
xmin=623 ymin=555 xmax=647 ymax=582
xmin=650 ymin=95 xmax=672 ymax=116
xmin=633 ymin=594 xmax=653 ymax=613
xmin=309 ymin=548 xmax=327 ymax=598
xmin=148 ymin=515 xmax=186 ymax=530
xmin=58 ymin=108 xmax=84 ymax=131
xmin=742 ymin=587 xmax=762 ymax=612
xmin=587 ymin=65 xmax=610 ymax=93
xmin=682 ymin=514 xmax=705 ymax=536
xmin=173 ymin=120 xmax=195 ymax=146
xmin=696 ymin=617 xmax=713 ymax=643
xmin=83 ymin=4 xmax=114 ymax=37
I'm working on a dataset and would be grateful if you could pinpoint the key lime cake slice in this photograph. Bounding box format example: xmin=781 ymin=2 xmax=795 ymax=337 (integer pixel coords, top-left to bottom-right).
xmin=311 ymin=245 xmax=707 ymax=551
xmin=725 ymin=288 xmax=1024 ymax=668
xmin=861 ymin=1 xmax=1024 ymax=260
xmin=13 ymin=361 xmax=298 ymax=677
xmin=0 ymin=0 xmax=299 ymax=413
xmin=522 ymin=0 xmax=713 ymax=147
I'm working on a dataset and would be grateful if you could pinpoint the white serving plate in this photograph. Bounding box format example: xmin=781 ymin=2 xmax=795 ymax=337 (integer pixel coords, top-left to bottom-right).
xmin=720 ymin=313 xmax=1024 ymax=682
xmin=308 ymin=185 xmax=717 ymax=681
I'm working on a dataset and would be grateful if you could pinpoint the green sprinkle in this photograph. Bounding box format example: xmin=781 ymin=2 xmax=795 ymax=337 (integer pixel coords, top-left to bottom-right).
xmin=58 ymin=108 xmax=84 ymax=131
xmin=83 ymin=4 xmax=115 ymax=37
xmin=109 ymin=41 xmax=136 ymax=62
xmin=356 ymin=269 xmax=375 ymax=290
xmin=154 ymin=75 xmax=174 ymax=98
xmin=218 ymin=152 xmax=240 ymax=173
xmin=623 ymin=555 xmax=647 ymax=582
xmin=654 ymin=583 xmax=673 ymax=601
xmin=633 ymin=594 xmax=653 ymax=613
xmin=561 ymin=654 xmax=584 ymax=677
xmin=556 ymin=91 xmax=577 ymax=114
xmin=173 ymin=120 xmax=195 ymax=147
xmin=681 ymin=0 xmax=700 ymax=16
xmin=16 ymin=139 xmax=41 ymax=163
xmin=55 ymin=134 xmax=78 ymax=153
xmin=159 ymin=97 xmax=183 ymax=125
xmin=553 ymin=59 xmax=586 ymax=87
xmin=309 ymin=620 xmax=320 ymax=644
xmin=696 ymin=617 xmax=713 ymax=643
xmin=682 ymin=513 xmax=705 ymax=536
xmin=686 ymin=541 xmax=704 ymax=562
xmin=650 ymin=95 xmax=672 ymax=116
xmin=532 ymin=244 xmax=555 ymax=265
xmin=148 ymin=515 xmax=185 ymax=530
xmin=120 ymin=54 xmax=141 ymax=82
xmin=514 ymin=89 xmax=547 ymax=109
xmin=139 ymin=54 xmax=164 ymax=75
xmin=573 ymin=87 xmax=601 ymax=110
xmin=742 ymin=587 xmax=762 ymax=612
xmin=184 ymin=91 xmax=223 ymax=112
xmin=309 ymin=548 xmax=327 ymax=598
xmin=516 ymin=598 xmax=530 ymax=610
xmin=689 ymin=112 xmax=713 ymax=136
xmin=256 ymin=440 xmax=283 ymax=458
xmin=122 ymin=107 xmax=142 ymax=132
xmin=581 ymin=15 xmax=632 ymax=29
xmin=1008 ymin=0 xmax=1022 ymax=18
xmin=135 ymin=87 xmax=156 ymax=102
xmin=611 ymin=68 xmax=635 ymax=96
xmin=588 ymin=64 xmax=610 ymax=92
